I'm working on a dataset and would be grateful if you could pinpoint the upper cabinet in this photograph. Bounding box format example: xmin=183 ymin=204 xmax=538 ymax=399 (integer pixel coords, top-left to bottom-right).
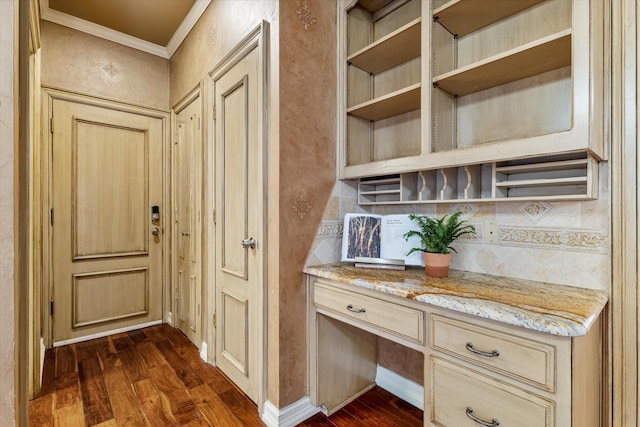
xmin=338 ymin=0 xmax=608 ymax=202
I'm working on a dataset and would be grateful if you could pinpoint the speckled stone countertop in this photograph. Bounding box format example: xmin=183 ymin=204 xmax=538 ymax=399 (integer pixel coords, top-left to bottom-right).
xmin=304 ymin=263 xmax=608 ymax=337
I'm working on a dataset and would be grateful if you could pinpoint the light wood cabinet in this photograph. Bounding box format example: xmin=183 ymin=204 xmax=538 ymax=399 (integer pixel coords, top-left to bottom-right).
xmin=338 ymin=0 xmax=609 ymax=204
xmin=307 ymin=274 xmax=603 ymax=426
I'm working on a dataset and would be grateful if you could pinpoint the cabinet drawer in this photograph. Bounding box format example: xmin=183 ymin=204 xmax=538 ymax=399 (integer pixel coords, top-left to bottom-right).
xmin=313 ymin=280 xmax=424 ymax=344
xmin=431 ymin=315 xmax=555 ymax=391
xmin=431 ymin=358 xmax=554 ymax=427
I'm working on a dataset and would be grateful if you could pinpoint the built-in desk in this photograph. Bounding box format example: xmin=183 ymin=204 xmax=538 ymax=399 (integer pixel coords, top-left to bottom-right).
xmin=305 ymin=263 xmax=608 ymax=427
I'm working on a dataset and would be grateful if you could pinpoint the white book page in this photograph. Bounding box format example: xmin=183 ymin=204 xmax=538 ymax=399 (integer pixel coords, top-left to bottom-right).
xmin=380 ymin=214 xmax=424 ymax=266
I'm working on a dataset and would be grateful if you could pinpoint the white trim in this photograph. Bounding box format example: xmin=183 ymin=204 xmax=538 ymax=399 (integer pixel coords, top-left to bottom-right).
xmin=39 ymin=0 xmax=211 ymax=59
xmin=375 ymin=365 xmax=424 ymax=410
xmin=261 ymin=397 xmax=321 ymax=427
xmin=52 ymin=320 xmax=162 ymax=347
xmin=199 ymin=341 xmax=208 ymax=362
xmin=166 ymin=0 xmax=211 ymax=57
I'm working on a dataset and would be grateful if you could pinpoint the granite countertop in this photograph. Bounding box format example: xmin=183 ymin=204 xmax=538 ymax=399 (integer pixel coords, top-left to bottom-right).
xmin=304 ymin=263 xmax=608 ymax=337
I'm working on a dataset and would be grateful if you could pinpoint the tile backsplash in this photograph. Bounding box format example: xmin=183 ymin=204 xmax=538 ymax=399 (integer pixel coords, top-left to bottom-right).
xmin=306 ymin=163 xmax=610 ymax=292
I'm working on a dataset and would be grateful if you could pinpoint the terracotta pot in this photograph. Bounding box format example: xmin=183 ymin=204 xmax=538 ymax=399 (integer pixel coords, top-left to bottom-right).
xmin=423 ymin=252 xmax=452 ymax=278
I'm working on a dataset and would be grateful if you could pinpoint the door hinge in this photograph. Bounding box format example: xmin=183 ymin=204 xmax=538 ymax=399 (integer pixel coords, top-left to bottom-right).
xmin=213 ymin=210 xmax=216 ymax=224
xmin=213 ymin=313 xmax=216 ymax=328
xmin=198 ymin=116 xmax=201 ymax=130
xmin=50 ymin=301 xmax=54 ymax=316
xmin=49 ymin=117 xmax=53 ymax=133
xmin=50 ymin=208 xmax=54 ymax=226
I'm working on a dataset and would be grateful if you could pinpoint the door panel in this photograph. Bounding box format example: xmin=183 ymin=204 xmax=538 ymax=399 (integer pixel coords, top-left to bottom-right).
xmin=73 ymin=122 xmax=147 ymax=258
xmin=221 ymin=79 xmax=249 ymax=279
xmin=52 ymin=99 xmax=164 ymax=343
xmin=72 ymin=268 xmax=148 ymax=327
xmin=214 ymin=44 xmax=261 ymax=402
xmin=172 ymin=94 xmax=202 ymax=347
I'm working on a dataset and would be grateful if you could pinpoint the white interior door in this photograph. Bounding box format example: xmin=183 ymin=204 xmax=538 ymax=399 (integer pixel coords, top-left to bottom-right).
xmin=173 ymin=94 xmax=202 ymax=347
xmin=213 ymin=33 xmax=264 ymax=403
xmin=51 ymin=98 xmax=164 ymax=343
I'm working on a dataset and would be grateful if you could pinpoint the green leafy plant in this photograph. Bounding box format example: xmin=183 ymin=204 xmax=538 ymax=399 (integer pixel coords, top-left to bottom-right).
xmin=404 ymin=212 xmax=476 ymax=255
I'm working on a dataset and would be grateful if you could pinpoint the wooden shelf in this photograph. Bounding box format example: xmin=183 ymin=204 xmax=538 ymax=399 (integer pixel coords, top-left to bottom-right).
xmin=495 ymin=158 xmax=588 ymax=174
xmin=433 ymin=30 xmax=572 ymax=97
xmin=348 ymin=18 xmax=421 ymax=74
xmin=495 ymin=176 xmax=588 ymax=188
xmin=357 ymin=0 xmax=395 ymax=13
xmin=347 ymin=83 xmax=421 ymax=121
xmin=433 ymin=0 xmax=546 ymax=37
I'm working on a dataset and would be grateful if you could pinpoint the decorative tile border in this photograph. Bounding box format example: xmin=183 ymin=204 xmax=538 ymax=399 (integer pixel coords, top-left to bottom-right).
xmin=316 ymin=221 xmax=343 ymax=237
xmin=498 ymin=226 xmax=609 ymax=253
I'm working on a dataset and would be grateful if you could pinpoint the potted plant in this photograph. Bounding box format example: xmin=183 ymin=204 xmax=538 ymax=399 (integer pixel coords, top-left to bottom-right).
xmin=404 ymin=212 xmax=476 ymax=278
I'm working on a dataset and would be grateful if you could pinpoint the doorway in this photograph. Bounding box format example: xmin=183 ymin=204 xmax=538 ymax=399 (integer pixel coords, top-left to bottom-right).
xmin=45 ymin=90 xmax=169 ymax=345
xmin=171 ymin=84 xmax=204 ymax=348
xmin=209 ymin=22 xmax=268 ymax=405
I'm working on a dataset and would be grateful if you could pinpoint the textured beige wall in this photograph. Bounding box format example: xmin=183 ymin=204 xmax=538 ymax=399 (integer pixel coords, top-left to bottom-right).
xmin=169 ymin=0 xmax=278 ymax=105
xmin=277 ymin=0 xmax=336 ymax=406
xmin=0 ymin=0 xmax=16 ymax=422
xmin=40 ymin=21 xmax=170 ymax=110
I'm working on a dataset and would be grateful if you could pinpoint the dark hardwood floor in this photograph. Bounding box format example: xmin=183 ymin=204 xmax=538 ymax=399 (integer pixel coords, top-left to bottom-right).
xmin=29 ymin=324 xmax=423 ymax=426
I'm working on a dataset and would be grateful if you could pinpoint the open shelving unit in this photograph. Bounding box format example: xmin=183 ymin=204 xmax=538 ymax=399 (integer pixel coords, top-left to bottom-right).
xmin=358 ymin=153 xmax=599 ymax=205
xmin=342 ymin=0 xmax=423 ymax=167
xmin=338 ymin=0 xmax=607 ymax=199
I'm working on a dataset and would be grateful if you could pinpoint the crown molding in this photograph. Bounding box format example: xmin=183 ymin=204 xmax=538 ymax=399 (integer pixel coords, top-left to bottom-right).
xmin=166 ymin=0 xmax=210 ymax=57
xmin=38 ymin=0 xmax=211 ymax=59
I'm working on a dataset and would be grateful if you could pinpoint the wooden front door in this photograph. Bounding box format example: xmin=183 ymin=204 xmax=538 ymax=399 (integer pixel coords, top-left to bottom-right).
xmin=173 ymin=92 xmax=202 ymax=347
xmin=212 ymin=29 xmax=265 ymax=403
xmin=51 ymin=98 xmax=165 ymax=344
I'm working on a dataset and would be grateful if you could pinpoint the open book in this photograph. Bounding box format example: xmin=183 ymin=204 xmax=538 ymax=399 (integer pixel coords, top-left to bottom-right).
xmin=341 ymin=213 xmax=424 ymax=266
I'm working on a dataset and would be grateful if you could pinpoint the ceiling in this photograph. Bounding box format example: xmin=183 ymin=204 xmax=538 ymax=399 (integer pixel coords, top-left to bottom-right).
xmin=39 ymin=0 xmax=210 ymax=58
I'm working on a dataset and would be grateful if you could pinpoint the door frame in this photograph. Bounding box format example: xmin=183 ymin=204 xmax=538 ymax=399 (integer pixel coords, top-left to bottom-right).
xmin=41 ymin=87 xmax=171 ymax=347
xmin=207 ymin=20 xmax=269 ymax=411
xmin=170 ymin=81 xmax=205 ymax=345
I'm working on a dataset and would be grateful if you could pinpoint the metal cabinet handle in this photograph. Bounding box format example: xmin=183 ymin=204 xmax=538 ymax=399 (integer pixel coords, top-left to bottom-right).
xmin=181 ymin=231 xmax=190 ymax=236
xmin=466 ymin=342 xmax=500 ymax=358
xmin=241 ymin=238 xmax=256 ymax=249
xmin=466 ymin=406 xmax=500 ymax=427
xmin=346 ymin=304 xmax=366 ymax=313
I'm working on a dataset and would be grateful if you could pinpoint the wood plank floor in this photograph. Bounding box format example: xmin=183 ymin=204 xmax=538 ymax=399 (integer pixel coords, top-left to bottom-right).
xmin=29 ymin=324 xmax=423 ymax=426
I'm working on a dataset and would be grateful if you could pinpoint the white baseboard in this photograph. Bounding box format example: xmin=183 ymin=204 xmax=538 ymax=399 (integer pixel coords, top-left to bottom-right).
xmin=39 ymin=337 xmax=46 ymax=385
xmin=53 ymin=320 xmax=163 ymax=347
xmin=375 ymin=365 xmax=424 ymax=410
xmin=166 ymin=311 xmax=173 ymax=326
xmin=261 ymin=396 xmax=321 ymax=427
xmin=200 ymin=341 xmax=207 ymax=362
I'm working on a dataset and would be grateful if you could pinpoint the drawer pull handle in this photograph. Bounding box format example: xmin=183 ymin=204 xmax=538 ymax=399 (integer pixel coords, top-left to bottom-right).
xmin=346 ymin=304 xmax=366 ymax=313
xmin=466 ymin=342 xmax=500 ymax=358
xmin=465 ymin=406 xmax=500 ymax=427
